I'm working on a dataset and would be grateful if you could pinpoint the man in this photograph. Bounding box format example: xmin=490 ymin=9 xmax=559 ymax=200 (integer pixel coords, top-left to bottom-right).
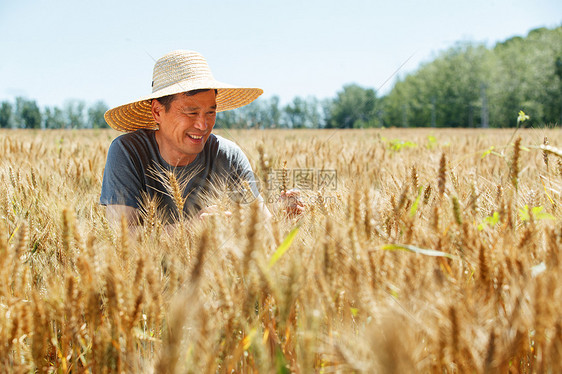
xmin=100 ymin=50 xmax=269 ymax=224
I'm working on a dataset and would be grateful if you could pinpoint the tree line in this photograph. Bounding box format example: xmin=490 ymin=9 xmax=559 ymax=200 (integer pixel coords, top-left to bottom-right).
xmin=383 ymin=26 xmax=562 ymax=128
xmin=1 ymin=26 xmax=560 ymax=130
xmin=0 ymin=99 xmax=109 ymax=129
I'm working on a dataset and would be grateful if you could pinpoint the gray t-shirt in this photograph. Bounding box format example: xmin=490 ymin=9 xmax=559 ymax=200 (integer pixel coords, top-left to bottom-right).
xmin=100 ymin=129 xmax=259 ymax=222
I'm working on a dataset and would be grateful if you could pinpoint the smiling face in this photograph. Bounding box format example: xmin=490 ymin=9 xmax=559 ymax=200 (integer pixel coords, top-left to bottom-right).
xmin=151 ymin=90 xmax=217 ymax=166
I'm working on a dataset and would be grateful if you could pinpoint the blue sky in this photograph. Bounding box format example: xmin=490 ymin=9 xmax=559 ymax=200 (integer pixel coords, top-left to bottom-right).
xmin=0 ymin=0 xmax=560 ymax=109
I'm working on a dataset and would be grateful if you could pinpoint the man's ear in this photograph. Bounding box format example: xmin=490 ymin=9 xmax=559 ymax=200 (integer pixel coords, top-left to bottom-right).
xmin=151 ymin=99 xmax=162 ymax=123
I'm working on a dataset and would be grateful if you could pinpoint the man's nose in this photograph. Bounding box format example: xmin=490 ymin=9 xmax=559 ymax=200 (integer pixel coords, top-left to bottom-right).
xmin=194 ymin=114 xmax=208 ymax=130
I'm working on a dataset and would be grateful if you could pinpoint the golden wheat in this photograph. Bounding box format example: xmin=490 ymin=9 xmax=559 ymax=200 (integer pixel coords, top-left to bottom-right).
xmin=0 ymin=128 xmax=561 ymax=372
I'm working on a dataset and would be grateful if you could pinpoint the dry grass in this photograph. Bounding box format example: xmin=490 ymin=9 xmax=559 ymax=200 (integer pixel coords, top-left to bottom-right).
xmin=1 ymin=127 xmax=562 ymax=373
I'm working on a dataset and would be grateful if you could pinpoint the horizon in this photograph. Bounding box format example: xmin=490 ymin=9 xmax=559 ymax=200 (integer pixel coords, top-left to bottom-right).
xmin=1 ymin=0 xmax=561 ymax=109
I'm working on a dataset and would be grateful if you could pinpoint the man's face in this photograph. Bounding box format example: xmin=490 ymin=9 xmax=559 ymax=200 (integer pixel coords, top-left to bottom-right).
xmin=152 ymin=90 xmax=217 ymax=166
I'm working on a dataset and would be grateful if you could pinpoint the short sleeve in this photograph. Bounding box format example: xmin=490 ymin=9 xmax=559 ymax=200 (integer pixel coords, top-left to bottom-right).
xmin=99 ymin=138 xmax=144 ymax=208
xmin=217 ymin=139 xmax=262 ymax=202
xmin=232 ymin=148 xmax=261 ymax=196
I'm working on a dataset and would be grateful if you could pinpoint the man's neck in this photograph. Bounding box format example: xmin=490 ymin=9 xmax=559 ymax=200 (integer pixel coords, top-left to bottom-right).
xmin=154 ymin=131 xmax=196 ymax=167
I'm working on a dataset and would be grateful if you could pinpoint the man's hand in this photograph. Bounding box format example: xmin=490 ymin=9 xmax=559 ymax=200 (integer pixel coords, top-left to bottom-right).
xmin=279 ymin=189 xmax=305 ymax=218
xmin=197 ymin=205 xmax=232 ymax=220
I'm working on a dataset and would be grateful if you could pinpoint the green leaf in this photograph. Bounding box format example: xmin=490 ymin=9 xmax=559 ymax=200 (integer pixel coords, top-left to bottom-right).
xmin=388 ymin=139 xmax=417 ymax=151
xmin=409 ymin=186 xmax=424 ymax=217
xmin=478 ymin=211 xmax=500 ymax=231
xmin=268 ymin=226 xmax=300 ymax=268
xmin=481 ymin=146 xmax=495 ymax=159
xmin=519 ymin=205 xmax=555 ymax=221
xmin=517 ymin=110 xmax=530 ymax=124
xmin=519 ymin=205 xmax=530 ymax=221
xmin=380 ymin=244 xmax=457 ymax=260
xmin=531 ymin=206 xmax=554 ymax=220
xmin=275 ymin=348 xmax=291 ymax=374
xmin=427 ymin=135 xmax=438 ymax=149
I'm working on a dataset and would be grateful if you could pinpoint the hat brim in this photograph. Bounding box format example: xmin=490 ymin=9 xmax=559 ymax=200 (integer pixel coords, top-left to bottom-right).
xmin=104 ymin=80 xmax=263 ymax=132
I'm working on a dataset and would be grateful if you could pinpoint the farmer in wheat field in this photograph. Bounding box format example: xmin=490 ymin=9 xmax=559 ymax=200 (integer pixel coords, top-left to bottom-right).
xmin=100 ymin=50 xmax=282 ymax=225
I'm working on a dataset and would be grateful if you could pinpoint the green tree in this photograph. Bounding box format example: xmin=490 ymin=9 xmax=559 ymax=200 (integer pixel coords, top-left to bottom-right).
xmin=15 ymin=97 xmax=41 ymax=129
xmin=489 ymin=36 xmax=529 ymax=127
xmin=217 ymin=98 xmax=275 ymax=129
xmin=320 ymin=99 xmax=333 ymax=128
xmin=63 ymin=100 xmax=86 ymax=129
xmin=265 ymin=96 xmax=282 ymax=128
xmin=43 ymin=106 xmax=65 ymax=129
xmin=283 ymin=97 xmax=308 ymax=128
xmin=382 ymin=26 xmax=562 ymax=127
xmin=381 ymin=80 xmax=408 ymax=127
xmin=556 ymin=55 xmax=562 ymax=124
xmin=241 ymin=100 xmax=265 ymax=129
xmin=0 ymin=101 xmax=13 ymax=128
xmin=305 ymin=97 xmax=323 ymax=128
xmin=487 ymin=27 xmax=562 ymax=127
xmin=216 ymin=109 xmax=239 ymax=128
xmin=328 ymin=84 xmax=378 ymax=128
xmin=87 ymin=101 xmax=109 ymax=128
xmin=383 ymin=43 xmax=488 ymax=127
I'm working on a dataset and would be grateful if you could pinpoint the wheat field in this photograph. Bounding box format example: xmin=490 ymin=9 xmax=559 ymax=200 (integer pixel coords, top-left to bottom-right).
xmin=1 ymin=127 xmax=561 ymax=373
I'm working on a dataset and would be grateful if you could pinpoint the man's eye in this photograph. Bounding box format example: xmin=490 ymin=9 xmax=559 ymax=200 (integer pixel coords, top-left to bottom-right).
xmin=207 ymin=111 xmax=216 ymax=116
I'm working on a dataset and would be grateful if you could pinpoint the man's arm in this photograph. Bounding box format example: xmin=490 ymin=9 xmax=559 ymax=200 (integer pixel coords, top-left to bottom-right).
xmin=100 ymin=135 xmax=146 ymax=228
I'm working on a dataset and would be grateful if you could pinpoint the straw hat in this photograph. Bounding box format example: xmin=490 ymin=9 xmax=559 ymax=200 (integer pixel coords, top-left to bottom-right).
xmin=104 ymin=50 xmax=263 ymax=132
